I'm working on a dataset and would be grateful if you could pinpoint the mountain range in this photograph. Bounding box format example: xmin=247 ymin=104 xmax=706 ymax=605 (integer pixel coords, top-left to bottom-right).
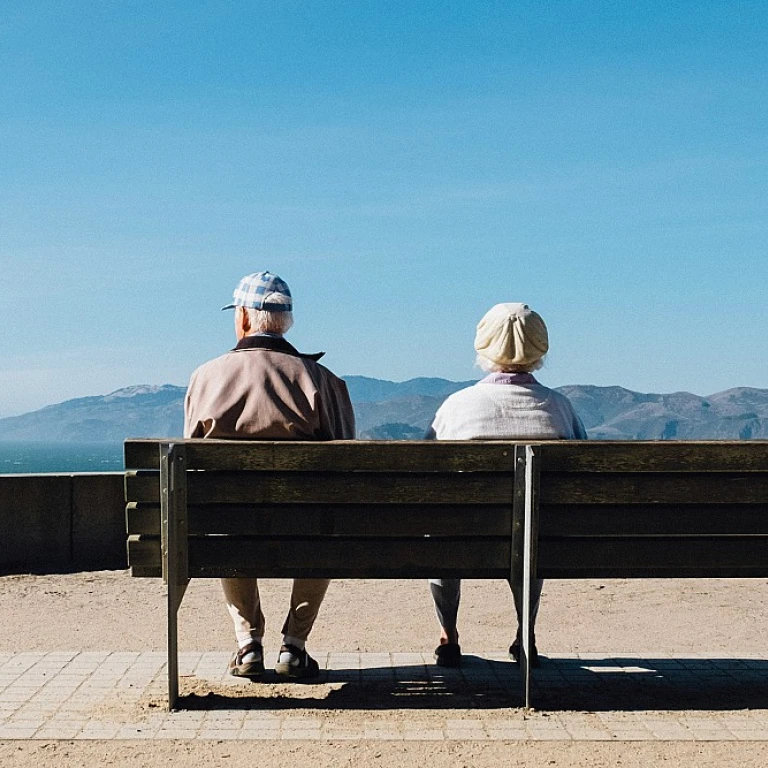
xmin=0 ymin=376 xmax=766 ymax=442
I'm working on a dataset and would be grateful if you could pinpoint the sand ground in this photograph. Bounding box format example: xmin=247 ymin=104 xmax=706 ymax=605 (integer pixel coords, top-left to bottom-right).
xmin=1 ymin=572 xmax=766 ymax=766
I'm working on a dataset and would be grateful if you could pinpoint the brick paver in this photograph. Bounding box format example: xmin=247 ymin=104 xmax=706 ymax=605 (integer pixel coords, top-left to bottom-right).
xmin=0 ymin=651 xmax=766 ymax=741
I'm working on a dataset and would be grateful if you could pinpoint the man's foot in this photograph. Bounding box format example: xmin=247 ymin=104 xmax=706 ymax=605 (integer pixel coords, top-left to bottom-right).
xmin=228 ymin=641 xmax=265 ymax=679
xmin=434 ymin=642 xmax=462 ymax=668
xmin=509 ymin=637 xmax=541 ymax=668
xmin=274 ymin=644 xmax=321 ymax=679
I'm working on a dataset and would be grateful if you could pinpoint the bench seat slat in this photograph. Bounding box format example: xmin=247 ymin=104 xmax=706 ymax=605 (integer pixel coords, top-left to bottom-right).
xmin=127 ymin=502 xmax=513 ymax=537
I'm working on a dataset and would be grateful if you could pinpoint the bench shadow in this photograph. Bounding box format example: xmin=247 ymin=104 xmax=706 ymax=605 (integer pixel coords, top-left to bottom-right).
xmin=534 ymin=656 xmax=768 ymax=712
xmin=174 ymin=655 xmax=768 ymax=713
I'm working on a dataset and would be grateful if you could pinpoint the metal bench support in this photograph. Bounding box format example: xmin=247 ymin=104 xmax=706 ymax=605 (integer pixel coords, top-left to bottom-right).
xmin=512 ymin=444 xmax=539 ymax=710
xmin=160 ymin=442 xmax=189 ymax=711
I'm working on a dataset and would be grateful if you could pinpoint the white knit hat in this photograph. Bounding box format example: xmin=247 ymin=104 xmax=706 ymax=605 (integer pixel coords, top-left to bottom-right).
xmin=474 ymin=303 xmax=549 ymax=368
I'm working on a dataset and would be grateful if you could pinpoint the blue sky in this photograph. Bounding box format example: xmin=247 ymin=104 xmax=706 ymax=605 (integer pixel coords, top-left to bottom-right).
xmin=1 ymin=1 xmax=766 ymax=417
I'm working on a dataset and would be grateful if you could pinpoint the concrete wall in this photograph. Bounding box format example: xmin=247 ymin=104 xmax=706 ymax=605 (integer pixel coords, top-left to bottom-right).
xmin=0 ymin=473 xmax=126 ymax=574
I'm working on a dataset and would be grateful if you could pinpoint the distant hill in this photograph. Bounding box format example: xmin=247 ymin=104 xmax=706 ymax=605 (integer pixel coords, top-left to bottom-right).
xmin=0 ymin=379 xmax=766 ymax=442
xmin=344 ymin=376 xmax=477 ymax=403
xmin=558 ymin=385 xmax=768 ymax=440
xmin=0 ymin=385 xmax=185 ymax=442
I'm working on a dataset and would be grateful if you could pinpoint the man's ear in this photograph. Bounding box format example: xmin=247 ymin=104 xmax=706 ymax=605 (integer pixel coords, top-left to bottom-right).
xmin=240 ymin=307 xmax=251 ymax=333
xmin=235 ymin=306 xmax=251 ymax=337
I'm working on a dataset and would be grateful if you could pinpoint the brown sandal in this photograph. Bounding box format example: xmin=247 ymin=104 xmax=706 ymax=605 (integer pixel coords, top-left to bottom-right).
xmin=228 ymin=641 xmax=265 ymax=679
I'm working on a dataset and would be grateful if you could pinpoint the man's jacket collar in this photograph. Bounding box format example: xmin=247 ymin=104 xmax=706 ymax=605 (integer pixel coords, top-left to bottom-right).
xmin=232 ymin=334 xmax=325 ymax=362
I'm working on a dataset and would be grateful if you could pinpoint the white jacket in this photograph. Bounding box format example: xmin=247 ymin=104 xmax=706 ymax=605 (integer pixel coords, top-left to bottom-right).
xmin=427 ymin=373 xmax=586 ymax=441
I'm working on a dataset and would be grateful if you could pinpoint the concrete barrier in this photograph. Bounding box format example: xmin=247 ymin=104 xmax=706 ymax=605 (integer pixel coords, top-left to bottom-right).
xmin=0 ymin=473 xmax=126 ymax=574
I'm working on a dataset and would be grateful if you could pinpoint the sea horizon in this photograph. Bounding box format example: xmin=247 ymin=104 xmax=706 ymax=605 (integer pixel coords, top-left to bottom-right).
xmin=0 ymin=441 xmax=124 ymax=475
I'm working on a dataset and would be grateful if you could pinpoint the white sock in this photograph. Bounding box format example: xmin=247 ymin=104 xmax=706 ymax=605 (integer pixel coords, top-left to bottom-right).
xmin=282 ymin=635 xmax=305 ymax=651
xmin=238 ymin=636 xmax=262 ymax=650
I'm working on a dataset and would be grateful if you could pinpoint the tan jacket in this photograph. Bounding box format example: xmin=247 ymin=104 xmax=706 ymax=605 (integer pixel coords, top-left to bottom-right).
xmin=184 ymin=335 xmax=355 ymax=440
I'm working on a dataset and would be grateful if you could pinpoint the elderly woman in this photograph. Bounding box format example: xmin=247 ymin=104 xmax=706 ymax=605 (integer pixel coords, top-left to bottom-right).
xmin=427 ymin=303 xmax=587 ymax=668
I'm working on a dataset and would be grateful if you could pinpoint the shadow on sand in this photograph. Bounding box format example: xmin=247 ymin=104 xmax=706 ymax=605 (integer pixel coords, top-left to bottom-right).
xmin=170 ymin=655 xmax=768 ymax=713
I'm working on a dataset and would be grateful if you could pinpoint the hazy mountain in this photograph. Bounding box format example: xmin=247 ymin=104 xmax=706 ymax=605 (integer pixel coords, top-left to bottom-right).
xmin=0 ymin=380 xmax=766 ymax=442
xmin=558 ymin=385 xmax=768 ymax=440
xmin=354 ymin=394 xmax=447 ymax=437
xmin=344 ymin=376 xmax=477 ymax=403
xmin=0 ymin=385 xmax=185 ymax=442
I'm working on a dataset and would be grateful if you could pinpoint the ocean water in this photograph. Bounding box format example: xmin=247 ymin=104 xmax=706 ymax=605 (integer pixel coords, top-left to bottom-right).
xmin=0 ymin=442 xmax=124 ymax=474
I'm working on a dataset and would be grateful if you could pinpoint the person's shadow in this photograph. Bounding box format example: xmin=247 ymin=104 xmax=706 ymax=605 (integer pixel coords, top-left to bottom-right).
xmin=170 ymin=654 xmax=768 ymax=712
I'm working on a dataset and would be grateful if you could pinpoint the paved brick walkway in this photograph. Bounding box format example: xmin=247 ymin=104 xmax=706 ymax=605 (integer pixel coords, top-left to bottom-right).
xmin=1 ymin=651 xmax=767 ymax=741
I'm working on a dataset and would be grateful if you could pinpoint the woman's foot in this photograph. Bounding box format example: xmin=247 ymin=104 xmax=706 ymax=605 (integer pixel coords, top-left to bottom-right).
xmin=509 ymin=636 xmax=540 ymax=668
xmin=434 ymin=642 xmax=462 ymax=668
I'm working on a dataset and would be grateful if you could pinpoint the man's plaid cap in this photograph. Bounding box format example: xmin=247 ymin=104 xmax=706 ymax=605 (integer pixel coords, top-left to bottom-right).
xmin=221 ymin=271 xmax=293 ymax=312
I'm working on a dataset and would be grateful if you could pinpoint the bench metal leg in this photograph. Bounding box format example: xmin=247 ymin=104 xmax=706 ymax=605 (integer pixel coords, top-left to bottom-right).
xmin=512 ymin=445 xmax=540 ymax=711
xmin=521 ymin=444 xmax=538 ymax=710
xmin=161 ymin=443 xmax=189 ymax=711
xmin=167 ymin=574 xmax=188 ymax=711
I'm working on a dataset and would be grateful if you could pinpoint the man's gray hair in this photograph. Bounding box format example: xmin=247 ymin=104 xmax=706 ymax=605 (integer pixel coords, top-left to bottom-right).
xmin=244 ymin=306 xmax=294 ymax=335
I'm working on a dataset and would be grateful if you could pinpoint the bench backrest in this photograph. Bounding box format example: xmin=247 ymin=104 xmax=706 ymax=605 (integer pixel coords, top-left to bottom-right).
xmin=125 ymin=439 xmax=523 ymax=580
xmin=125 ymin=439 xmax=768 ymax=581
xmin=532 ymin=441 xmax=768 ymax=579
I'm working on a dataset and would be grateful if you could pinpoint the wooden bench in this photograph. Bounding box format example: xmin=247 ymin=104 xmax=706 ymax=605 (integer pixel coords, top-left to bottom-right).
xmin=124 ymin=438 xmax=768 ymax=710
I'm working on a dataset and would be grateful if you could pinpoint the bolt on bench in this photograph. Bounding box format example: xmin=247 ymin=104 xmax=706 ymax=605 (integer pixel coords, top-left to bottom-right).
xmin=125 ymin=438 xmax=768 ymax=711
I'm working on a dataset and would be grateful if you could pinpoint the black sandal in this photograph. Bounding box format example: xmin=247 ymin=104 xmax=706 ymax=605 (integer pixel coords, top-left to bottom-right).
xmin=434 ymin=643 xmax=462 ymax=668
xmin=509 ymin=637 xmax=541 ymax=668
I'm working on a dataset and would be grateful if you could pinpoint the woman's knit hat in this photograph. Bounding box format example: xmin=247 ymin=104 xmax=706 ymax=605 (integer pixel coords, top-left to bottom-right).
xmin=474 ymin=303 xmax=549 ymax=368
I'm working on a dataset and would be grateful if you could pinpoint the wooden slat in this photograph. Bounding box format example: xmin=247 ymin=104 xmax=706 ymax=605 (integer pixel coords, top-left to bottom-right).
xmin=125 ymin=439 xmax=768 ymax=473
xmin=193 ymin=472 xmax=515 ymax=505
xmin=538 ymin=441 xmax=768 ymax=473
xmin=127 ymin=536 xmax=511 ymax=578
xmin=130 ymin=566 xmax=162 ymax=578
xmin=129 ymin=501 xmax=768 ymax=539
xmin=539 ymin=504 xmax=768 ymax=536
xmin=124 ymin=441 xmax=160 ymax=470
xmin=537 ymin=536 xmax=768 ymax=578
xmin=125 ymin=439 xmax=521 ymax=473
xmin=126 ymin=503 xmax=160 ymax=535
xmin=540 ymin=472 xmax=768 ymax=505
xmin=126 ymin=470 xmax=514 ymax=505
xmin=125 ymin=471 xmax=159 ymax=503
xmin=127 ymin=502 xmax=513 ymax=537
xmin=126 ymin=534 xmax=160 ymax=572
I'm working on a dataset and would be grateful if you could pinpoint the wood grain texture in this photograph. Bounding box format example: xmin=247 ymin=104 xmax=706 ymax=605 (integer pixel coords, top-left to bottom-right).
xmin=537 ymin=536 xmax=768 ymax=578
xmin=538 ymin=441 xmax=768 ymax=472
xmin=127 ymin=502 xmax=513 ymax=537
xmin=127 ymin=535 xmax=510 ymax=579
xmin=125 ymin=439 xmax=520 ymax=472
xmin=539 ymin=503 xmax=768 ymax=535
xmin=126 ymin=470 xmax=515 ymax=505
xmin=125 ymin=439 xmax=768 ymax=472
xmin=540 ymin=472 xmax=768 ymax=504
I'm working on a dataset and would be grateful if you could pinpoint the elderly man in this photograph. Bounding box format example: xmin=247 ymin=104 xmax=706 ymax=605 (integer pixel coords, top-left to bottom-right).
xmin=184 ymin=271 xmax=355 ymax=680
